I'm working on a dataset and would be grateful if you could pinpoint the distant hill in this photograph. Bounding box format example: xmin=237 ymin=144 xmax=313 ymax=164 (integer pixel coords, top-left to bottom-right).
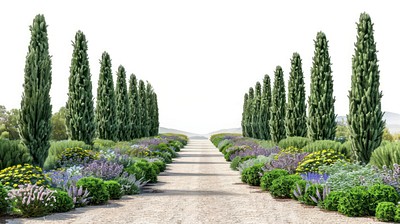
xmin=205 ymin=127 xmax=242 ymax=138
xmin=159 ymin=127 xmax=199 ymax=137
xmin=337 ymin=111 xmax=400 ymax=133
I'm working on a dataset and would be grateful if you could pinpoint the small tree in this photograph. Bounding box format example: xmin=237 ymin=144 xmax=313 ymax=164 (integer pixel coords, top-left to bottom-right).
xmin=251 ymin=82 xmax=262 ymax=139
xmin=270 ymin=66 xmax=286 ymax=143
xmin=115 ymin=65 xmax=131 ymax=141
xmin=128 ymin=74 xmax=140 ymax=139
xmin=51 ymin=107 xmax=68 ymax=141
xmin=241 ymin=93 xmax=249 ymax=137
xmin=138 ymin=80 xmax=149 ymax=138
xmin=259 ymin=75 xmax=272 ymax=140
xmin=19 ymin=15 xmax=53 ymax=167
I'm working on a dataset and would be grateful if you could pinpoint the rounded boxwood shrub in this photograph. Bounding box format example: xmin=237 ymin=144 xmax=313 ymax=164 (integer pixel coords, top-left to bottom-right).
xmin=104 ymin=180 xmax=122 ymax=200
xmin=338 ymin=186 xmax=370 ymax=217
xmin=296 ymin=149 xmax=347 ymax=173
xmin=0 ymin=164 xmax=49 ymax=188
xmin=52 ymin=190 xmax=74 ymax=213
xmin=152 ymin=151 xmax=172 ymax=164
xmin=368 ymin=184 xmax=399 ymax=215
xmin=241 ymin=163 xmax=264 ymax=186
xmin=260 ymin=169 xmax=289 ymax=191
xmin=376 ymin=202 xmax=396 ymax=222
xmin=0 ymin=183 xmax=8 ymax=215
xmin=76 ymin=177 xmax=109 ymax=205
xmin=323 ymin=191 xmax=346 ymax=211
xmin=269 ymin=174 xmax=302 ymax=198
xmin=152 ymin=160 xmax=166 ymax=172
xmin=302 ymin=183 xmax=324 ymax=206
xmin=291 ymin=179 xmax=307 ymax=200
xmin=125 ymin=160 xmax=158 ymax=183
xmin=395 ymin=205 xmax=400 ymax=222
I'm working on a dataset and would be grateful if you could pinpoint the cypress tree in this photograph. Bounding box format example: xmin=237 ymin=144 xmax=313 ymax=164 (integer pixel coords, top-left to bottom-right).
xmin=65 ymin=31 xmax=95 ymax=145
xmin=246 ymin=88 xmax=255 ymax=138
xmin=115 ymin=65 xmax=131 ymax=141
xmin=241 ymin=93 xmax=249 ymax=137
xmin=19 ymin=14 xmax=52 ymax=167
xmin=128 ymin=74 xmax=140 ymax=139
xmin=138 ymin=80 xmax=149 ymax=137
xmin=146 ymin=82 xmax=155 ymax=137
xmin=152 ymin=93 xmax=160 ymax=136
xmin=259 ymin=74 xmax=272 ymax=140
xmin=251 ymin=82 xmax=262 ymax=139
xmin=95 ymin=52 xmax=117 ymax=141
xmin=270 ymin=66 xmax=286 ymax=143
xmin=285 ymin=53 xmax=307 ymax=137
xmin=348 ymin=13 xmax=384 ymax=163
xmin=308 ymin=32 xmax=336 ymax=141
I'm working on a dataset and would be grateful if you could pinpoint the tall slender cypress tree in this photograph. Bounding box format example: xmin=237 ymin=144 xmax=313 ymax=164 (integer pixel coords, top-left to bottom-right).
xmin=241 ymin=93 xmax=249 ymax=137
xmin=259 ymin=74 xmax=272 ymax=140
xmin=152 ymin=93 xmax=160 ymax=136
xmin=95 ymin=52 xmax=117 ymax=141
xmin=138 ymin=80 xmax=149 ymax=137
xmin=286 ymin=53 xmax=307 ymax=137
xmin=308 ymin=32 xmax=336 ymax=141
xmin=348 ymin=13 xmax=384 ymax=163
xmin=65 ymin=31 xmax=95 ymax=145
xmin=115 ymin=65 xmax=131 ymax=141
xmin=146 ymin=82 xmax=155 ymax=137
xmin=128 ymin=74 xmax=140 ymax=139
xmin=251 ymin=82 xmax=262 ymax=139
xmin=19 ymin=14 xmax=52 ymax=167
xmin=270 ymin=66 xmax=286 ymax=143
xmin=246 ymin=88 xmax=255 ymax=138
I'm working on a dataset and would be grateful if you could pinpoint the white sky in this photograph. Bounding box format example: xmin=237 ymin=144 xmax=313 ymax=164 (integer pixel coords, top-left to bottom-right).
xmin=0 ymin=1 xmax=398 ymax=134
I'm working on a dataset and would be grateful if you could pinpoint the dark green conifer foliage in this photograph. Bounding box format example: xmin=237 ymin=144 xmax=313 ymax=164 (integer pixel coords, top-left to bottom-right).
xmin=115 ymin=65 xmax=131 ymax=141
xmin=286 ymin=53 xmax=307 ymax=137
xmin=251 ymin=82 xmax=262 ymax=139
xmin=308 ymin=32 xmax=336 ymax=141
xmin=128 ymin=74 xmax=140 ymax=139
xmin=246 ymin=88 xmax=255 ymax=138
xmin=241 ymin=93 xmax=249 ymax=137
xmin=146 ymin=82 xmax=156 ymax=137
xmin=151 ymin=93 xmax=160 ymax=136
xmin=259 ymin=74 xmax=272 ymax=140
xmin=138 ymin=80 xmax=149 ymax=137
xmin=19 ymin=14 xmax=53 ymax=167
xmin=348 ymin=13 xmax=384 ymax=163
xmin=95 ymin=52 xmax=117 ymax=141
xmin=65 ymin=31 xmax=95 ymax=145
xmin=270 ymin=66 xmax=286 ymax=143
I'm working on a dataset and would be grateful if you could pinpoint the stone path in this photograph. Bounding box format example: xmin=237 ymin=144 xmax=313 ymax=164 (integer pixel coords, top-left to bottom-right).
xmin=7 ymin=139 xmax=383 ymax=224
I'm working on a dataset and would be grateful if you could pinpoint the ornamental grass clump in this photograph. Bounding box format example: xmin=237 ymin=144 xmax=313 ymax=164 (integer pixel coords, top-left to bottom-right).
xmin=296 ymin=149 xmax=347 ymax=173
xmin=6 ymin=184 xmax=56 ymax=217
xmin=0 ymin=164 xmax=49 ymax=188
xmin=67 ymin=184 xmax=90 ymax=207
xmin=82 ymin=159 xmax=123 ymax=180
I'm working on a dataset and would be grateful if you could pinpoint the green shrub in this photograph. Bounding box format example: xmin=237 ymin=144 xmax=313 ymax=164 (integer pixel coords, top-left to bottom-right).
xmin=291 ymin=179 xmax=307 ymax=200
xmin=278 ymin=137 xmax=311 ymax=150
xmin=93 ymin=139 xmax=116 ymax=151
xmin=368 ymin=184 xmax=399 ymax=215
xmin=302 ymin=183 xmax=324 ymax=206
xmin=52 ymin=190 xmax=74 ymax=213
xmin=168 ymin=140 xmax=184 ymax=152
xmin=152 ymin=151 xmax=172 ymax=164
xmin=57 ymin=147 xmax=97 ymax=167
xmin=0 ymin=140 xmax=32 ymax=170
xmin=152 ymin=160 xmax=166 ymax=172
xmin=370 ymin=143 xmax=400 ymax=168
xmin=153 ymin=143 xmax=177 ymax=158
xmin=259 ymin=140 xmax=276 ymax=149
xmin=225 ymin=145 xmax=252 ymax=161
xmin=76 ymin=177 xmax=109 ymax=205
xmin=241 ymin=163 xmax=264 ymax=186
xmin=217 ymin=139 xmax=232 ymax=152
xmin=0 ymin=164 xmax=49 ymax=188
xmin=210 ymin=133 xmax=240 ymax=146
xmin=296 ymin=149 xmax=348 ymax=173
xmin=230 ymin=156 xmax=256 ymax=171
xmin=44 ymin=140 xmax=91 ymax=170
xmin=395 ymin=205 xmax=400 ymax=222
xmin=104 ymin=180 xmax=122 ymax=200
xmin=0 ymin=183 xmax=8 ymax=215
xmin=376 ymin=202 xmax=396 ymax=222
xmin=338 ymin=186 xmax=370 ymax=217
xmin=260 ymin=169 xmax=289 ymax=191
xmin=323 ymin=191 xmax=346 ymax=211
xmin=125 ymin=160 xmax=158 ymax=183
xmin=270 ymin=174 xmax=302 ymax=198
xmin=302 ymin=140 xmax=350 ymax=158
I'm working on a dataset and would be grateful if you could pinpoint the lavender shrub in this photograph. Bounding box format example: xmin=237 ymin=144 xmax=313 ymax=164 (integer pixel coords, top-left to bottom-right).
xmin=379 ymin=163 xmax=400 ymax=193
xmin=264 ymin=152 xmax=309 ymax=174
xmin=301 ymin=172 xmax=330 ymax=184
xmin=67 ymin=185 xmax=91 ymax=207
xmin=82 ymin=159 xmax=124 ymax=180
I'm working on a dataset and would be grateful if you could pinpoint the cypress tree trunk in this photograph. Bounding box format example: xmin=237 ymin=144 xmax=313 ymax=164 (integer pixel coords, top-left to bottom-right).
xmin=251 ymin=82 xmax=262 ymax=139
xmin=348 ymin=13 xmax=384 ymax=164
xmin=65 ymin=31 xmax=95 ymax=145
xmin=138 ymin=80 xmax=149 ymax=137
xmin=241 ymin=93 xmax=249 ymax=137
xmin=259 ymin=74 xmax=272 ymax=140
xmin=270 ymin=66 xmax=286 ymax=143
xmin=128 ymin=74 xmax=140 ymax=139
xmin=95 ymin=52 xmax=117 ymax=141
xmin=246 ymin=88 xmax=255 ymax=138
xmin=19 ymin=14 xmax=53 ymax=167
xmin=115 ymin=65 xmax=131 ymax=141
xmin=286 ymin=53 xmax=307 ymax=137
xmin=308 ymin=32 xmax=336 ymax=141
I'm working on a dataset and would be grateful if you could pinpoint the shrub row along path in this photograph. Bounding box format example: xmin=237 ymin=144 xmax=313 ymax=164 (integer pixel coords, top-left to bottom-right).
xmin=9 ymin=139 xmax=382 ymax=224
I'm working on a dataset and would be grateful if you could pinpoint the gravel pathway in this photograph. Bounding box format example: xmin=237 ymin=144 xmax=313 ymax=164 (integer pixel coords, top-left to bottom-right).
xmin=7 ymin=139 xmax=384 ymax=224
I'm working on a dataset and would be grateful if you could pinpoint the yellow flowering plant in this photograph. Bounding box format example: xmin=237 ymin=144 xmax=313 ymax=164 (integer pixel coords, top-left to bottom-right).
xmin=296 ymin=149 xmax=348 ymax=173
xmin=0 ymin=164 xmax=49 ymax=188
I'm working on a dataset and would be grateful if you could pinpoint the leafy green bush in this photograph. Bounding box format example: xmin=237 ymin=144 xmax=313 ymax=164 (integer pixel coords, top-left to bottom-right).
xmin=230 ymin=156 xmax=256 ymax=171
xmin=152 ymin=160 xmax=166 ymax=172
xmin=395 ymin=205 xmax=400 ymax=222
xmin=225 ymin=145 xmax=252 ymax=161
xmin=52 ymin=190 xmax=74 ymax=213
xmin=241 ymin=163 xmax=263 ymax=186
xmin=0 ymin=139 xmax=32 ymax=170
xmin=302 ymin=140 xmax=350 ymax=158
xmin=152 ymin=151 xmax=172 ymax=164
xmin=76 ymin=177 xmax=109 ymax=205
xmin=338 ymin=186 xmax=370 ymax=217
xmin=323 ymin=191 xmax=345 ymax=211
xmin=0 ymin=164 xmax=49 ymax=188
xmin=44 ymin=140 xmax=91 ymax=170
xmin=376 ymin=202 xmax=396 ymax=222
xmin=153 ymin=143 xmax=177 ymax=158
xmin=104 ymin=180 xmax=122 ymax=200
xmin=302 ymin=183 xmax=324 ymax=206
xmin=370 ymin=143 xmax=400 ymax=168
xmin=278 ymin=137 xmax=311 ymax=150
xmin=125 ymin=160 xmax=158 ymax=183
xmin=296 ymin=149 xmax=347 ymax=173
xmin=57 ymin=147 xmax=97 ymax=168
xmin=0 ymin=183 xmax=8 ymax=215
xmin=260 ymin=169 xmax=289 ymax=191
xmin=368 ymin=184 xmax=399 ymax=215
xmin=269 ymin=174 xmax=302 ymax=198
xmin=93 ymin=139 xmax=116 ymax=151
